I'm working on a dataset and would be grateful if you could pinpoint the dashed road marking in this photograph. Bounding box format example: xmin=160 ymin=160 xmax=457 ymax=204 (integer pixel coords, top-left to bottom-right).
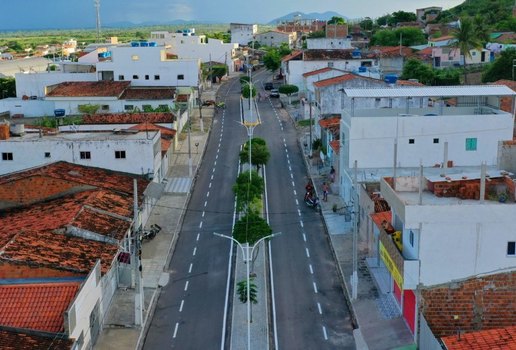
xmin=303 ymin=233 xmax=307 ymax=242
xmin=322 ymin=326 xmax=328 ymax=340
xmin=196 ymin=233 xmax=200 ymax=241
xmin=173 ymin=322 xmax=179 ymax=338
xmin=313 ymin=282 xmax=318 ymax=294
xmin=179 ymin=299 xmax=185 ymax=312
xmin=193 ymin=247 xmax=197 ymax=256
xmin=188 ymin=263 xmax=193 ymax=273
xmin=317 ymin=302 xmax=322 ymax=315
xmin=305 ymin=248 xmax=310 ymax=258
xmin=184 ymin=281 xmax=189 ymax=291
xmin=309 ymin=264 xmax=313 ymax=274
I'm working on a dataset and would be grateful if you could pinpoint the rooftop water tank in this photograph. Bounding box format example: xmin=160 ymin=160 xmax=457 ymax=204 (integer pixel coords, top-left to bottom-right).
xmin=358 ymin=66 xmax=367 ymax=73
xmin=131 ymin=41 xmax=140 ymax=47
xmin=352 ymin=49 xmax=361 ymax=58
xmin=384 ymin=74 xmax=398 ymax=85
xmin=149 ymin=42 xmax=157 ymax=47
xmin=54 ymin=109 xmax=66 ymax=117
xmin=140 ymin=41 xmax=149 ymax=47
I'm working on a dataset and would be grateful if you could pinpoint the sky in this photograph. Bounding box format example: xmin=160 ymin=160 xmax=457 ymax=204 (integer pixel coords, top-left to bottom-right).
xmin=0 ymin=0 xmax=465 ymax=31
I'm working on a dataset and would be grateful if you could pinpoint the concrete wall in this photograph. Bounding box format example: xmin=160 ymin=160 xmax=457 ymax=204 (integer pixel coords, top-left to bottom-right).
xmin=230 ymin=24 xmax=257 ymax=46
xmin=48 ymin=98 xmax=174 ymax=115
xmin=307 ymin=38 xmax=352 ymax=50
xmin=15 ymin=72 xmax=97 ymax=98
xmin=0 ymin=98 xmax=55 ymax=117
xmin=96 ymin=46 xmax=200 ymax=87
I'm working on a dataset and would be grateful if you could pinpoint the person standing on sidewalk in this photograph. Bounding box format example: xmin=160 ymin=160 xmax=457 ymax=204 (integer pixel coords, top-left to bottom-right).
xmin=322 ymin=182 xmax=329 ymax=201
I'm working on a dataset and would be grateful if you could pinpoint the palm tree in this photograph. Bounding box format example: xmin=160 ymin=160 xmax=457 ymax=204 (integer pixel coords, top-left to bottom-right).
xmin=452 ymin=17 xmax=481 ymax=84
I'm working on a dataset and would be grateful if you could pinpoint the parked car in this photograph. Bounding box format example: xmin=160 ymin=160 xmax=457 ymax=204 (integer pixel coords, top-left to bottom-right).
xmin=264 ymin=82 xmax=274 ymax=90
xmin=270 ymin=89 xmax=280 ymax=98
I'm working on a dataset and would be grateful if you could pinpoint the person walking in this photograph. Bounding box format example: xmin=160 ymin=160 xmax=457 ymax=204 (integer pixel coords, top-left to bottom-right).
xmin=322 ymin=182 xmax=329 ymax=201
xmin=329 ymin=166 xmax=336 ymax=183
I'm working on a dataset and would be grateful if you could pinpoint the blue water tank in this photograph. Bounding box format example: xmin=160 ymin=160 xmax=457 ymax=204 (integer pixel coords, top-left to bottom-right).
xmin=358 ymin=66 xmax=367 ymax=73
xmin=140 ymin=41 xmax=149 ymax=47
xmin=352 ymin=49 xmax=361 ymax=58
xmin=149 ymin=42 xmax=157 ymax=47
xmin=384 ymin=74 xmax=398 ymax=84
xmin=54 ymin=109 xmax=66 ymax=117
xmin=131 ymin=41 xmax=140 ymax=47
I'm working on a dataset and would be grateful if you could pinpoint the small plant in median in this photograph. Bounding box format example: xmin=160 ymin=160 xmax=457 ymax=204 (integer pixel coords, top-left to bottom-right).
xmin=239 ymin=137 xmax=270 ymax=172
xmin=237 ymin=279 xmax=258 ymax=304
xmin=233 ymin=170 xmax=264 ymax=213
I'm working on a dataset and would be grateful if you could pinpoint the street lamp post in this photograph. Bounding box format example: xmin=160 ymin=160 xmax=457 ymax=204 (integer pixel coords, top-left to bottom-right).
xmin=240 ymin=79 xmax=259 ymax=181
xmin=213 ymin=232 xmax=281 ymax=350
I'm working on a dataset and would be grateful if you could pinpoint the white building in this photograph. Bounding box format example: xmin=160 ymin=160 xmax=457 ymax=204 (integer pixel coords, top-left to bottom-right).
xmin=255 ymin=30 xmax=297 ymax=48
xmin=0 ymin=129 xmax=163 ymax=181
xmin=306 ymin=38 xmax=353 ymax=50
xmin=150 ymin=31 xmax=238 ymax=72
xmin=282 ymin=49 xmax=381 ymax=88
xmin=338 ymin=85 xmax=516 ymax=202
xmin=95 ymin=44 xmax=200 ymax=88
xmin=230 ymin=23 xmax=258 ymax=46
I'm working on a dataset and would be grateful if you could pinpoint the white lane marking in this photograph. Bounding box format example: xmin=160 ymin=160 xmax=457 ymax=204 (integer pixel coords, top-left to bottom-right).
xmin=298 ymin=209 xmax=301 ymax=217
xmin=303 ymin=233 xmax=307 ymax=242
xmin=283 ymin=138 xmax=286 ymax=143
xmin=196 ymin=233 xmax=200 ymax=241
xmin=184 ymin=281 xmax=189 ymax=291
xmin=286 ymin=154 xmax=289 ymax=159
xmin=216 ymin=154 xmax=219 ymax=160
xmin=317 ymin=302 xmax=322 ymax=315
xmin=173 ymin=322 xmax=179 ymax=338
xmin=309 ymin=264 xmax=314 ymax=274
xmin=193 ymin=247 xmax=197 ymax=256
xmin=199 ymin=221 xmax=203 ymax=229
xmin=209 ymin=183 xmax=212 ymax=188
xmin=179 ymin=299 xmax=185 ymax=312
xmin=300 ymin=221 xmax=304 ymax=228
xmin=287 ymin=159 xmax=290 ymax=165
xmin=295 ymin=199 xmax=299 ymax=205
xmin=211 ymin=175 xmax=214 ymax=180
xmin=214 ymin=161 xmax=217 ymax=166
xmin=212 ymin=168 xmax=215 ymax=173
xmin=202 ymin=211 xmax=205 ymax=217
xmin=305 ymin=248 xmax=310 ymax=258
xmin=207 ymin=191 xmax=210 ymax=197
xmin=204 ymin=201 xmax=208 ymax=207
xmin=292 ymin=181 xmax=295 ymax=187
xmin=188 ymin=263 xmax=193 ymax=273
xmin=289 ymin=166 xmax=292 ymax=171
xmin=290 ymin=173 xmax=294 ymax=179
xmin=313 ymin=282 xmax=318 ymax=294
xmin=322 ymin=326 xmax=328 ymax=340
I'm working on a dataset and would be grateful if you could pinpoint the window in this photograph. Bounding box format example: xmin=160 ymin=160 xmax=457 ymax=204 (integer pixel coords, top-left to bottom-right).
xmin=327 ymin=62 xmax=334 ymax=68
xmin=145 ymin=75 xmax=149 ymax=80
xmin=80 ymin=151 xmax=91 ymax=160
xmin=118 ymin=75 xmax=125 ymax=80
xmin=507 ymin=241 xmax=515 ymax=256
xmin=131 ymin=55 xmax=139 ymax=61
xmin=154 ymin=75 xmax=160 ymax=80
xmin=2 ymin=152 xmax=13 ymax=161
xmin=115 ymin=150 xmax=126 ymax=159
xmin=466 ymin=137 xmax=477 ymax=151
xmin=409 ymin=138 xmax=415 ymax=144
xmin=409 ymin=231 xmax=414 ymax=247
xmin=177 ymin=74 xmax=184 ymax=80
xmin=124 ymin=105 xmax=134 ymax=111
xmin=433 ymin=138 xmax=439 ymax=144
xmin=132 ymin=75 xmax=139 ymax=79
xmin=101 ymin=105 xmax=109 ymax=111
xmin=44 ymin=152 xmax=51 ymax=158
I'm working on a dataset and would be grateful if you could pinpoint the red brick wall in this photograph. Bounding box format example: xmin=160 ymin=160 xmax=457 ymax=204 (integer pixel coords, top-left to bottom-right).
xmin=0 ymin=261 xmax=84 ymax=279
xmin=325 ymin=24 xmax=348 ymax=38
xmin=0 ymin=176 xmax=78 ymax=204
xmin=421 ymin=272 xmax=516 ymax=337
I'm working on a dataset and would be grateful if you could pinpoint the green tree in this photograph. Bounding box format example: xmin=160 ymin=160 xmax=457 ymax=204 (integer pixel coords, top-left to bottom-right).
xmin=359 ymin=18 xmax=374 ymax=31
xmin=0 ymin=77 xmax=16 ymax=98
xmin=376 ymin=14 xmax=392 ymax=27
xmin=452 ymin=17 xmax=481 ymax=83
xmin=400 ymin=59 xmax=435 ymax=85
xmin=327 ymin=16 xmax=346 ymax=25
xmin=482 ymin=48 xmax=516 ymax=82
xmin=237 ymin=279 xmax=258 ymax=304
xmin=241 ymin=84 xmax=257 ymax=99
xmin=233 ymin=212 xmax=272 ymax=244
xmin=239 ymin=138 xmax=270 ymax=172
xmin=388 ymin=11 xmax=417 ymax=25
xmin=472 ymin=15 xmax=489 ymax=45
xmin=211 ymin=65 xmax=227 ymax=82
xmin=278 ymin=84 xmax=299 ymax=104
xmin=263 ymin=49 xmax=281 ymax=73
xmin=308 ymin=30 xmax=325 ymax=38
xmin=434 ymin=68 xmax=461 ymax=85
xmin=233 ymin=170 xmax=264 ymax=213
xmin=278 ymin=43 xmax=292 ymax=57
xmin=240 ymin=76 xmax=250 ymax=84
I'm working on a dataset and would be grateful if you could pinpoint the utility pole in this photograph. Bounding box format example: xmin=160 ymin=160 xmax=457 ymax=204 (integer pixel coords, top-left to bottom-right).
xmin=309 ymin=97 xmax=313 ymax=156
xmin=94 ymin=0 xmax=101 ymax=43
xmin=133 ymin=179 xmax=143 ymax=325
xmin=352 ymin=160 xmax=358 ymax=300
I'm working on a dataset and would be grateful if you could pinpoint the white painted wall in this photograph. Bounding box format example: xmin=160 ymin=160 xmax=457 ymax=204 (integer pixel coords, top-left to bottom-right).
xmin=0 ymin=98 xmax=55 ymax=117
xmin=256 ymin=31 xmax=295 ymax=48
xmin=230 ymin=24 xmax=257 ymax=46
xmin=15 ymin=72 xmax=97 ymax=98
xmin=404 ymin=203 xmax=516 ymax=286
xmin=0 ymin=131 xmax=162 ymax=181
xmin=96 ymin=46 xmax=200 ymax=87
xmin=285 ymin=59 xmax=380 ymax=88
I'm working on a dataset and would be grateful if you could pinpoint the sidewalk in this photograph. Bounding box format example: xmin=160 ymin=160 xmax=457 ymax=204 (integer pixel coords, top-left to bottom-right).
xmin=282 ymin=103 xmax=416 ymax=350
xmin=95 ymin=86 xmax=217 ymax=350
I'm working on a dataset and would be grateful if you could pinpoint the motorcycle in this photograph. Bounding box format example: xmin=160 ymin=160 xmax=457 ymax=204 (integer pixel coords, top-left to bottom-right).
xmin=141 ymin=224 xmax=162 ymax=241
xmin=304 ymin=194 xmax=321 ymax=212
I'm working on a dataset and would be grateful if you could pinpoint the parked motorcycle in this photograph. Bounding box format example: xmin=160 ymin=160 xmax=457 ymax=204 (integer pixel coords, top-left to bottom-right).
xmin=304 ymin=195 xmax=321 ymax=212
xmin=141 ymin=224 xmax=162 ymax=241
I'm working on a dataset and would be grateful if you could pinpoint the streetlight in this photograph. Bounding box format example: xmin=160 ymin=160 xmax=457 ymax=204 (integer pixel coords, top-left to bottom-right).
xmin=240 ymin=79 xmax=260 ymax=181
xmin=213 ymin=231 xmax=282 ymax=350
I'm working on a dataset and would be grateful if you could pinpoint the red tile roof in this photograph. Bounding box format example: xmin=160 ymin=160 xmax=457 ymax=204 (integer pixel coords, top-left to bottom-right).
xmin=493 ymin=79 xmax=516 ymax=92
xmin=303 ymin=49 xmax=357 ymax=61
xmin=313 ymin=74 xmax=356 ymax=87
xmin=302 ymin=67 xmax=336 ymax=77
xmin=82 ymin=112 xmax=175 ymax=124
xmin=367 ymin=46 xmax=413 ymax=58
xmin=318 ymin=116 xmax=340 ymax=129
xmin=429 ymin=35 xmax=454 ymax=42
xmin=121 ymin=87 xmax=175 ymax=100
xmin=129 ymin=122 xmax=176 ymax=155
xmin=329 ymin=140 xmax=340 ymax=155
xmin=370 ymin=211 xmax=392 ymax=229
xmin=441 ymin=326 xmax=516 ymax=350
xmin=0 ymin=328 xmax=73 ymax=349
xmin=281 ymin=50 xmax=303 ymax=62
xmin=0 ymin=282 xmax=80 ymax=333
xmin=46 ymin=81 xmax=130 ymax=97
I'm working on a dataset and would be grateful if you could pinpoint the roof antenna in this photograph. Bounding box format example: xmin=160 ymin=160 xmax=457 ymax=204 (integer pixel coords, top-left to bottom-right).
xmin=94 ymin=0 xmax=101 ymax=43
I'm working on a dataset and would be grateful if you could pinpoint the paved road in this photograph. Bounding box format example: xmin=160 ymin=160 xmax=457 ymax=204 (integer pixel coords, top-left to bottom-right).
xmin=252 ymin=72 xmax=356 ymax=349
xmin=143 ymin=79 xmax=246 ymax=350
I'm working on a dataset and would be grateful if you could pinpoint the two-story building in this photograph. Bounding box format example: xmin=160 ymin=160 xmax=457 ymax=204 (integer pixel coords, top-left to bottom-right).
xmin=230 ymin=23 xmax=258 ymax=46
xmin=255 ymin=30 xmax=297 ymax=49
